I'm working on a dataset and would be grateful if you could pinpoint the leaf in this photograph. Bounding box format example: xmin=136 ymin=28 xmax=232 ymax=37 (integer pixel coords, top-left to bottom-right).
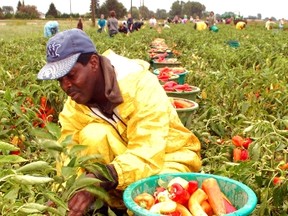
xmin=82 ymin=162 xmax=113 ymax=181
xmin=78 ymin=154 xmax=104 ymax=165
xmin=61 ymin=166 xmax=77 ymax=180
xmin=86 ymin=185 xmax=110 ymax=203
xmin=20 ymin=203 xmax=48 ymax=211
xmin=241 ymin=102 xmax=250 ymax=114
xmin=0 ymin=155 xmax=27 ymax=163
xmin=107 ymin=207 xmax=118 ymax=216
xmin=16 ymin=161 xmax=52 ymax=173
xmin=0 ymin=140 xmax=19 ymax=151
xmin=243 ymin=125 xmax=254 ymax=134
xmin=32 ymin=129 xmax=54 ymax=139
xmin=73 ymin=175 xmax=102 ymax=189
xmin=250 ymin=142 xmax=261 ymax=161
xmin=65 ymin=176 xmax=102 ymax=200
xmin=46 ymin=206 xmax=65 ymax=216
xmin=45 ymin=122 xmax=61 ymax=139
xmin=10 ymin=175 xmax=54 ymax=185
xmin=4 ymin=186 xmax=20 ymax=201
xmin=39 ymin=139 xmax=63 ymax=152
xmin=91 ymin=198 xmax=105 ymax=212
xmin=69 ymin=144 xmax=87 ymax=156
xmin=44 ymin=191 xmax=68 ymax=210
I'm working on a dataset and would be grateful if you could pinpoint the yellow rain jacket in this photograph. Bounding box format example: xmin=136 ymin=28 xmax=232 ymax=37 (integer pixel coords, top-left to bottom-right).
xmin=236 ymin=21 xmax=246 ymax=30
xmin=58 ymin=50 xmax=202 ymax=190
xmin=195 ymin=21 xmax=208 ymax=31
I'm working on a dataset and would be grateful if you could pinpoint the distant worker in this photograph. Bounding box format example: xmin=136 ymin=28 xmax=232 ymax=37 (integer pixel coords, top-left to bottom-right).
xmin=194 ymin=21 xmax=208 ymax=31
xmin=194 ymin=16 xmax=200 ymax=22
xmin=107 ymin=10 xmax=119 ymax=37
xmin=207 ymin=11 xmax=216 ymax=28
xmin=44 ymin=21 xmax=59 ymax=38
xmin=97 ymin=14 xmax=106 ymax=33
xmin=265 ymin=18 xmax=275 ymax=30
xmin=279 ymin=18 xmax=285 ymax=30
xmin=149 ymin=15 xmax=157 ymax=28
xmin=126 ymin=13 xmax=134 ymax=32
xmin=182 ymin=15 xmax=188 ymax=24
xmin=189 ymin=16 xmax=194 ymax=23
xmin=235 ymin=20 xmax=247 ymax=30
xmin=77 ymin=18 xmax=83 ymax=30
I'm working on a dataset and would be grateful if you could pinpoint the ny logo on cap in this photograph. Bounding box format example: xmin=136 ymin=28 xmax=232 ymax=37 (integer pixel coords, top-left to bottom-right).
xmin=47 ymin=42 xmax=61 ymax=58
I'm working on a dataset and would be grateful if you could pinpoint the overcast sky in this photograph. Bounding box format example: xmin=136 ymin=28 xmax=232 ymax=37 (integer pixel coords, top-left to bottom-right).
xmin=0 ymin=0 xmax=286 ymax=19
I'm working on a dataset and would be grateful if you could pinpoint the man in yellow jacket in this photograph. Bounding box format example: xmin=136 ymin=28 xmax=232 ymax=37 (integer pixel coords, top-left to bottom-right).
xmin=37 ymin=28 xmax=201 ymax=215
xmin=194 ymin=21 xmax=208 ymax=31
xmin=235 ymin=20 xmax=247 ymax=30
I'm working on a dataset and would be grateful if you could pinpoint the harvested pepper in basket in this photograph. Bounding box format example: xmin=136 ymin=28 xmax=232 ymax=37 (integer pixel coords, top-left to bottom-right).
xmin=134 ymin=192 xmax=155 ymax=210
xmin=168 ymin=183 xmax=190 ymax=205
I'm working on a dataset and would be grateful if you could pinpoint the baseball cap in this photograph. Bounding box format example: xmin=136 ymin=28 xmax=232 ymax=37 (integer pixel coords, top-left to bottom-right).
xmin=37 ymin=28 xmax=97 ymax=80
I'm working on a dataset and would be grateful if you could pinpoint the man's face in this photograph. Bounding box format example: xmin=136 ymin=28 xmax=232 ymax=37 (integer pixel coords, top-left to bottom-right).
xmin=58 ymin=55 xmax=100 ymax=105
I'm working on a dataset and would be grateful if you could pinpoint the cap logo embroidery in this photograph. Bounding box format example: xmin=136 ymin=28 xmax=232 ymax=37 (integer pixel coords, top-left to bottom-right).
xmin=47 ymin=42 xmax=61 ymax=58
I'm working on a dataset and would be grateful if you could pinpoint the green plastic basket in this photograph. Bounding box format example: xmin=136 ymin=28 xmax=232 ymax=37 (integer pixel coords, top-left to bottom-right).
xmin=123 ymin=173 xmax=258 ymax=216
xmin=210 ymin=25 xmax=219 ymax=32
xmin=166 ymin=86 xmax=200 ymax=101
xmin=177 ymin=71 xmax=188 ymax=84
xmin=227 ymin=40 xmax=240 ymax=48
xmin=172 ymin=97 xmax=199 ymax=127
xmin=152 ymin=59 xmax=181 ymax=69
xmin=153 ymin=69 xmax=188 ymax=84
xmin=158 ymin=75 xmax=179 ymax=85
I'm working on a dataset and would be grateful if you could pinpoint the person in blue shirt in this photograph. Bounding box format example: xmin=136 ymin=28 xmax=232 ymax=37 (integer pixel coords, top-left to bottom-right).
xmin=126 ymin=13 xmax=134 ymax=32
xmin=44 ymin=21 xmax=59 ymax=38
xmin=97 ymin=14 xmax=106 ymax=33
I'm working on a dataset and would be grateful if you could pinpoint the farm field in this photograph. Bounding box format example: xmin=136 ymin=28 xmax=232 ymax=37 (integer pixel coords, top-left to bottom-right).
xmin=0 ymin=19 xmax=288 ymax=215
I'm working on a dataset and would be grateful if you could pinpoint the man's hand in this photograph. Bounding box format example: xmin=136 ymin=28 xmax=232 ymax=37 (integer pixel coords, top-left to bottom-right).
xmin=67 ymin=165 xmax=118 ymax=216
xmin=68 ymin=173 xmax=95 ymax=216
xmin=68 ymin=189 xmax=95 ymax=216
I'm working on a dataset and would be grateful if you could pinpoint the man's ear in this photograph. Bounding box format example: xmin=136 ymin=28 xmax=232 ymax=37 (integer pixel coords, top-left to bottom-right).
xmin=90 ymin=54 xmax=100 ymax=70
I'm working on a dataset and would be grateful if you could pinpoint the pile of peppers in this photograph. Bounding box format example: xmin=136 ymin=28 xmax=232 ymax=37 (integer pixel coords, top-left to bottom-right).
xmin=133 ymin=177 xmax=198 ymax=215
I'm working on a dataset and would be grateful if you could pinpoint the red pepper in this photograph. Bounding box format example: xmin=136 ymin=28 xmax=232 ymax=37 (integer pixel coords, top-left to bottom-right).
xmin=187 ymin=180 xmax=198 ymax=195
xmin=163 ymin=81 xmax=178 ymax=88
xmin=233 ymin=148 xmax=249 ymax=162
xmin=242 ymin=138 xmax=252 ymax=149
xmin=164 ymin=86 xmax=175 ymax=92
xmin=168 ymin=183 xmax=190 ymax=205
xmin=173 ymin=85 xmax=187 ymax=91
xmin=10 ymin=150 xmax=20 ymax=155
xmin=233 ymin=148 xmax=241 ymax=162
xmin=273 ymin=177 xmax=284 ymax=185
xmin=232 ymin=135 xmax=244 ymax=147
xmin=240 ymin=149 xmax=249 ymax=161
xmin=279 ymin=163 xmax=288 ymax=170
xmin=134 ymin=192 xmax=155 ymax=210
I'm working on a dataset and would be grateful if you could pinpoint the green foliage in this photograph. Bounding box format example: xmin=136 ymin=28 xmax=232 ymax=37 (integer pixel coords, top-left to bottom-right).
xmin=45 ymin=3 xmax=58 ymax=18
xmin=98 ymin=0 xmax=127 ymax=18
xmin=15 ymin=5 xmax=40 ymax=19
xmin=0 ymin=20 xmax=288 ymax=215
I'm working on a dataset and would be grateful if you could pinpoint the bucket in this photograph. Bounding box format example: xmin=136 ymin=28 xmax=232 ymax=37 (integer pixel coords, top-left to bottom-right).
xmin=123 ymin=173 xmax=258 ymax=216
xmin=166 ymin=86 xmax=200 ymax=101
xmin=171 ymin=97 xmax=199 ymax=127
xmin=177 ymin=71 xmax=188 ymax=84
xmin=228 ymin=40 xmax=240 ymax=48
xmin=210 ymin=25 xmax=219 ymax=32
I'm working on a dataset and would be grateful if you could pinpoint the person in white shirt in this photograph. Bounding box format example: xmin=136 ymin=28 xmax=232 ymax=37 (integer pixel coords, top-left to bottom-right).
xmin=149 ymin=15 xmax=157 ymax=28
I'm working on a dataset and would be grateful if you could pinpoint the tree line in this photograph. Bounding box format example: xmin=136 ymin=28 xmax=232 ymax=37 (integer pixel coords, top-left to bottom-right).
xmin=0 ymin=0 xmax=263 ymax=21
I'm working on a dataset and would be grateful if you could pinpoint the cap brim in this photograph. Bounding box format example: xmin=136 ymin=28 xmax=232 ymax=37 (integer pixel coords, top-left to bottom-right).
xmin=37 ymin=53 xmax=81 ymax=80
